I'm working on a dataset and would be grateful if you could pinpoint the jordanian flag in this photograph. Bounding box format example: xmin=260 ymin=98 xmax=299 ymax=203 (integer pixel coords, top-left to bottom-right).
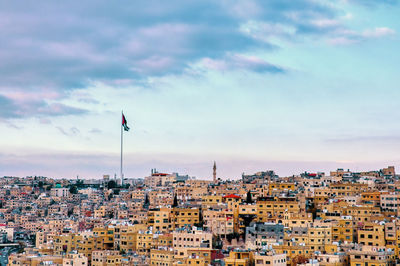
xmin=122 ymin=113 xmax=130 ymax=131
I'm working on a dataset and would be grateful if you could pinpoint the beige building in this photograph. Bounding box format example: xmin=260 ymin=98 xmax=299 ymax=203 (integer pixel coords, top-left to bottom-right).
xmin=254 ymin=252 xmax=287 ymax=266
xmin=203 ymin=208 xmax=234 ymax=236
xmin=380 ymin=192 xmax=400 ymax=215
xmin=357 ymin=222 xmax=385 ymax=247
xmin=91 ymin=250 xmax=122 ymax=266
xmin=150 ymin=248 xmax=174 ymax=266
xmin=63 ymin=253 xmax=88 ymax=266
xmin=349 ymin=246 xmax=395 ymax=266
xmin=8 ymin=254 xmax=63 ymax=266
xmin=50 ymin=187 xmax=70 ymax=198
xmin=224 ymin=250 xmax=254 ymax=266
xmin=172 ymin=228 xmax=213 ymax=261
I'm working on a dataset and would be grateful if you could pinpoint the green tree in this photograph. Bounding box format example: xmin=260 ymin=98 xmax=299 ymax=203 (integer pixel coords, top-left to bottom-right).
xmin=107 ymin=180 xmax=117 ymax=189
xmin=246 ymin=191 xmax=253 ymax=204
xmin=69 ymin=185 xmax=78 ymax=194
xmin=143 ymin=194 xmax=150 ymax=209
xmin=307 ymin=203 xmax=318 ymax=219
xmin=226 ymin=233 xmax=234 ymax=243
xmin=76 ymin=179 xmax=84 ymax=188
xmin=172 ymin=194 xmax=178 ymax=208
xmin=212 ymin=235 xmax=223 ymax=249
xmin=194 ymin=208 xmax=204 ymax=228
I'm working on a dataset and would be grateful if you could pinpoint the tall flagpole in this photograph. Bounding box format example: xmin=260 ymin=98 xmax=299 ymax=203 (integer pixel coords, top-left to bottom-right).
xmin=120 ymin=111 xmax=123 ymax=186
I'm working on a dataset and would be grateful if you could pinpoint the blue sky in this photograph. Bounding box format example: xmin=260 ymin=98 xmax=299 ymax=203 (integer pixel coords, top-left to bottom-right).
xmin=0 ymin=0 xmax=399 ymax=179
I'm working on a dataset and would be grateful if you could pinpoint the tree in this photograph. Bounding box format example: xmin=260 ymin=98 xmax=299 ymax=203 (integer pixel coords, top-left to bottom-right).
xmin=194 ymin=208 xmax=204 ymax=228
xmin=172 ymin=194 xmax=178 ymax=207
xmin=212 ymin=235 xmax=223 ymax=249
xmin=234 ymin=232 xmax=240 ymax=242
xmin=240 ymin=214 xmax=256 ymax=240
xmin=143 ymin=194 xmax=150 ymax=209
xmin=107 ymin=180 xmax=117 ymax=190
xmin=76 ymin=179 xmax=84 ymax=188
xmin=246 ymin=191 xmax=253 ymax=204
xmin=199 ymin=208 xmax=203 ymax=223
xmin=18 ymin=241 xmax=26 ymax=251
xmin=69 ymin=185 xmax=78 ymax=194
xmin=307 ymin=203 xmax=318 ymax=219
xmin=292 ymin=255 xmax=308 ymax=266
xmin=226 ymin=233 xmax=234 ymax=243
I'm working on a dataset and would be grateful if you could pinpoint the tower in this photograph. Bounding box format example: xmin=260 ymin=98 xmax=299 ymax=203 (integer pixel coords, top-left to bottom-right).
xmin=213 ymin=161 xmax=217 ymax=183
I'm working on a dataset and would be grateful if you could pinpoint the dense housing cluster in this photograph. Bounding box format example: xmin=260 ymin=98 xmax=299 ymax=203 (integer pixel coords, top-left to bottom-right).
xmin=1 ymin=165 xmax=399 ymax=265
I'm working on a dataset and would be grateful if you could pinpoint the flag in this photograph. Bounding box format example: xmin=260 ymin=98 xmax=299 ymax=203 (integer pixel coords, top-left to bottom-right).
xmin=122 ymin=113 xmax=130 ymax=131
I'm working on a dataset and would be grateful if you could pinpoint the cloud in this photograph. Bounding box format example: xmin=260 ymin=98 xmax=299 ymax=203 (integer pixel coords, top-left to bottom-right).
xmin=0 ymin=94 xmax=87 ymax=119
xmin=1 ymin=150 xmax=398 ymax=179
xmin=346 ymin=0 xmax=398 ymax=7
xmin=0 ymin=1 xmax=335 ymax=78
xmin=56 ymin=126 xmax=81 ymax=137
xmin=325 ymin=135 xmax=400 ymax=143
xmin=89 ymin=128 xmax=102 ymax=134
xmin=327 ymin=27 xmax=395 ymax=45
xmin=0 ymin=95 xmax=19 ymax=119
xmin=39 ymin=118 xmax=52 ymax=124
xmin=239 ymin=21 xmax=296 ymax=43
xmin=311 ymin=19 xmax=341 ymax=28
xmin=362 ymin=27 xmax=395 ymax=38
xmin=0 ymin=0 xmax=394 ymax=121
xmin=199 ymin=54 xmax=285 ymax=73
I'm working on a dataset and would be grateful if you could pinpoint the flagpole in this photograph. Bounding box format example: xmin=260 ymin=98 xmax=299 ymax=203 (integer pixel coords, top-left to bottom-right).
xmin=120 ymin=111 xmax=123 ymax=186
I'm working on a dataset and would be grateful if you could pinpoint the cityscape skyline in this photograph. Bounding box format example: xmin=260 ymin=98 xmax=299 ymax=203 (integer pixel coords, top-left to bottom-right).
xmin=0 ymin=0 xmax=399 ymax=179
xmin=1 ymin=1 xmax=400 ymax=265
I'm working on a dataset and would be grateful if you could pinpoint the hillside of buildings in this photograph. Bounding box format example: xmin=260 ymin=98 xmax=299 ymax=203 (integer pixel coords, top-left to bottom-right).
xmin=0 ymin=166 xmax=398 ymax=265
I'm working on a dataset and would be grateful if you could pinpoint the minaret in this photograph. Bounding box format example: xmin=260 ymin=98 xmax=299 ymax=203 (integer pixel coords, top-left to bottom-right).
xmin=213 ymin=161 xmax=217 ymax=183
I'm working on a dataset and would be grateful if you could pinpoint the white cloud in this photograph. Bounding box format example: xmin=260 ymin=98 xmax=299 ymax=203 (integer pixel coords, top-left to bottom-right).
xmin=311 ymin=19 xmax=341 ymax=28
xmin=327 ymin=26 xmax=395 ymax=45
xmin=198 ymin=53 xmax=284 ymax=73
xmin=362 ymin=27 xmax=395 ymax=38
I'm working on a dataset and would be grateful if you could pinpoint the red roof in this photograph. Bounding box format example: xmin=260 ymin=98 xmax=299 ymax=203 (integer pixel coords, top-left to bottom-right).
xmin=152 ymin=173 xmax=168 ymax=176
xmin=223 ymin=194 xmax=241 ymax=199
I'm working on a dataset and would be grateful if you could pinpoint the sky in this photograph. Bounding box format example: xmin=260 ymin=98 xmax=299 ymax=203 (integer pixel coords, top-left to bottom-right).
xmin=0 ymin=0 xmax=399 ymax=180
